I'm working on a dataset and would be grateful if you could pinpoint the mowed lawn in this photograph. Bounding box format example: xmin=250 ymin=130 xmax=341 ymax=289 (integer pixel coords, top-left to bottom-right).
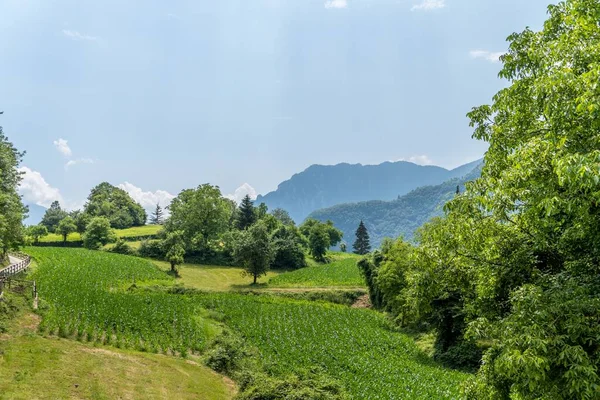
xmin=152 ymin=260 xmax=281 ymax=291
xmin=0 ymin=315 xmax=235 ymax=400
xmin=38 ymin=224 xmax=162 ymax=243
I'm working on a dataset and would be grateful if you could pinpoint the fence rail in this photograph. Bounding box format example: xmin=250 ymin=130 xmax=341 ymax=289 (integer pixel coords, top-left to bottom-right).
xmin=0 ymin=253 xmax=32 ymax=297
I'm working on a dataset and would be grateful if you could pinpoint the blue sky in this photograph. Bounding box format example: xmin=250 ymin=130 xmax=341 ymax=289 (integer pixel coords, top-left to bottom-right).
xmin=1 ymin=0 xmax=551 ymax=211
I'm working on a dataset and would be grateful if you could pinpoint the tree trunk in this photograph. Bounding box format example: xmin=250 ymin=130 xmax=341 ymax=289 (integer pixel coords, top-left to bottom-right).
xmin=253 ymin=274 xmax=257 ymax=284
xmin=170 ymin=262 xmax=176 ymax=272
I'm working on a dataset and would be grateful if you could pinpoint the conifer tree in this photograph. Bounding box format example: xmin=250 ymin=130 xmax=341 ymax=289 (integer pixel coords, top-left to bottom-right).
xmin=150 ymin=203 xmax=164 ymax=225
xmin=236 ymin=195 xmax=256 ymax=230
xmin=353 ymin=220 xmax=371 ymax=255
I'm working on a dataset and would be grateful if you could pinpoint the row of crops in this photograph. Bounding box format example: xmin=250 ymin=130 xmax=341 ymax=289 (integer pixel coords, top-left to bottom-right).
xmin=269 ymin=253 xmax=365 ymax=287
xmin=27 ymin=247 xmax=214 ymax=354
xmin=28 ymin=247 xmax=466 ymax=399
xmin=196 ymin=293 xmax=468 ymax=399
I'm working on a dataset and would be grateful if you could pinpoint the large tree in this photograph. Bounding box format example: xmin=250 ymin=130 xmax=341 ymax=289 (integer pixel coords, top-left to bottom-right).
xmin=308 ymin=223 xmax=330 ymax=262
xmin=233 ymin=221 xmax=274 ymax=284
xmin=84 ymin=182 xmax=147 ymax=229
xmin=370 ymin=2 xmax=600 ymax=398
xmin=82 ymin=216 xmax=116 ymax=250
xmin=0 ymin=124 xmax=26 ymax=260
xmin=165 ymin=184 xmax=233 ymax=254
xmin=150 ymin=203 xmax=164 ymax=225
xmin=236 ymin=195 xmax=256 ymax=230
xmin=56 ymin=216 xmax=77 ymax=243
xmin=40 ymin=200 xmax=68 ymax=233
xmin=353 ymin=221 xmax=370 ymax=255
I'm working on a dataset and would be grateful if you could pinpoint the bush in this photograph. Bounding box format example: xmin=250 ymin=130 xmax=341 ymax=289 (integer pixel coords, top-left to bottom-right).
xmin=204 ymin=330 xmax=248 ymax=374
xmin=138 ymin=240 xmax=165 ymax=259
xmin=434 ymin=340 xmax=482 ymax=372
xmin=109 ymin=239 xmax=133 ymax=255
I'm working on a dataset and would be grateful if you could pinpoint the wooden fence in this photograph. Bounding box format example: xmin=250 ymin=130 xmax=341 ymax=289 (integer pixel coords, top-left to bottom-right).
xmin=0 ymin=252 xmax=32 ymax=297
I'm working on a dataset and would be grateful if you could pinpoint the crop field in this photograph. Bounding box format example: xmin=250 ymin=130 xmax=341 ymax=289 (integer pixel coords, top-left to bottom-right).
xmin=26 ymin=247 xmax=216 ymax=354
xmin=269 ymin=253 xmax=365 ymax=288
xmin=38 ymin=224 xmax=162 ymax=243
xmin=198 ymin=293 xmax=467 ymax=399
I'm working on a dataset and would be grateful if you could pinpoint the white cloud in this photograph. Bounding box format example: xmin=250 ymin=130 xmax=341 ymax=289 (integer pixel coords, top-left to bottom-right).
xmin=469 ymin=50 xmax=504 ymax=63
xmin=398 ymin=155 xmax=434 ymax=165
xmin=411 ymin=0 xmax=445 ymax=11
xmin=18 ymin=166 xmax=63 ymax=208
xmin=324 ymin=0 xmax=347 ymax=9
xmin=118 ymin=182 xmax=176 ymax=214
xmin=62 ymin=29 xmax=98 ymax=42
xmin=53 ymin=138 xmax=72 ymax=157
xmin=65 ymin=158 xmax=94 ymax=170
xmin=225 ymin=183 xmax=257 ymax=204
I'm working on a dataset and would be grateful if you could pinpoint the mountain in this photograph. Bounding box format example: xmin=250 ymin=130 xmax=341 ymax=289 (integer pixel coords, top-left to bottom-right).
xmin=24 ymin=203 xmax=47 ymax=226
xmin=308 ymin=162 xmax=483 ymax=248
xmin=256 ymin=159 xmax=483 ymax=223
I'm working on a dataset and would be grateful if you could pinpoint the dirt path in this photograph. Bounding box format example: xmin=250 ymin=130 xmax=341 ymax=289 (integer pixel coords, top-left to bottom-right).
xmin=351 ymin=294 xmax=372 ymax=308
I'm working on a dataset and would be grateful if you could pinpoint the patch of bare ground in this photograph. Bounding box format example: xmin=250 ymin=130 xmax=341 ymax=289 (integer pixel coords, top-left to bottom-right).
xmin=351 ymin=294 xmax=372 ymax=309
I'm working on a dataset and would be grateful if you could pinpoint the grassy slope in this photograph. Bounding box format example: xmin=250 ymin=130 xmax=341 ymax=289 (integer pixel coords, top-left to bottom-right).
xmin=269 ymin=252 xmax=365 ymax=288
xmin=39 ymin=224 xmax=162 ymax=243
xmin=199 ymin=293 xmax=467 ymax=399
xmin=0 ymin=294 xmax=234 ymax=400
xmin=153 ymin=260 xmax=280 ymax=291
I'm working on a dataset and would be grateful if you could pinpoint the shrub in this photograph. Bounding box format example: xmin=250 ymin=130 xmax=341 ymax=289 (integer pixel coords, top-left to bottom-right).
xmin=138 ymin=239 xmax=165 ymax=259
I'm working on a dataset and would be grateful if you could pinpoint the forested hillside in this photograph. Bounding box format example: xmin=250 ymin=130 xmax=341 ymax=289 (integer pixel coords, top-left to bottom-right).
xmin=309 ymin=163 xmax=482 ymax=247
xmin=256 ymin=159 xmax=482 ymax=222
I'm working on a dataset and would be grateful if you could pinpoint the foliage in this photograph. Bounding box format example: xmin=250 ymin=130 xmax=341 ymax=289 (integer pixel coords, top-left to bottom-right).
xmin=84 ymin=182 xmax=147 ymax=229
xmin=233 ymin=221 xmax=274 ymax=284
xmin=40 ymin=201 xmax=68 ymax=233
xmin=270 ymin=225 xmax=306 ymax=270
xmin=26 ymin=225 xmax=48 ymax=244
xmin=82 ymin=216 xmax=116 ymax=249
xmin=56 ymin=216 xmax=77 ymax=243
xmin=236 ymin=195 xmax=257 ymax=230
xmin=0 ymin=125 xmax=26 ymax=259
xmin=340 ymin=243 xmax=346 ymax=252
xmin=109 ymin=238 xmax=134 ymax=255
xmin=138 ymin=239 xmax=165 ymax=259
xmin=270 ymin=208 xmax=295 ymax=226
xmin=163 ymin=230 xmax=186 ymax=272
xmin=307 ymin=223 xmax=330 ymax=262
xmin=352 ymin=220 xmax=371 ymax=255
xmin=149 ymin=203 xmax=164 ymax=225
xmin=69 ymin=209 xmax=90 ymax=234
xmin=165 ymin=184 xmax=233 ymax=255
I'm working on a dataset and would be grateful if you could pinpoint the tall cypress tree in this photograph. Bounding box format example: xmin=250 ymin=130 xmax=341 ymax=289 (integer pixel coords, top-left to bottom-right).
xmin=353 ymin=220 xmax=371 ymax=255
xmin=236 ymin=195 xmax=256 ymax=230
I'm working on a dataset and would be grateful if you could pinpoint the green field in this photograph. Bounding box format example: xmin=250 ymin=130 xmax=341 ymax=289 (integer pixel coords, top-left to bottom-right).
xmin=38 ymin=224 xmax=162 ymax=243
xmin=19 ymin=247 xmax=467 ymax=398
xmin=27 ymin=247 xmax=217 ymax=354
xmin=269 ymin=252 xmax=365 ymax=288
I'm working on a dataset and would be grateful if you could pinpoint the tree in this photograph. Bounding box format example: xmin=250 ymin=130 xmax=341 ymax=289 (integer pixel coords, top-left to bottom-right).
xmin=340 ymin=243 xmax=347 ymax=253
xmin=150 ymin=203 xmax=164 ymax=225
xmin=84 ymin=182 xmax=147 ymax=229
xmin=56 ymin=217 xmax=77 ymax=243
xmin=236 ymin=195 xmax=256 ymax=230
xmin=27 ymin=225 xmax=48 ymax=244
xmin=353 ymin=221 xmax=370 ymax=255
xmin=165 ymin=184 xmax=233 ymax=254
xmin=82 ymin=216 xmax=116 ymax=249
xmin=271 ymin=225 xmax=306 ymax=270
xmin=455 ymin=185 xmax=460 ymax=195
xmin=233 ymin=221 xmax=274 ymax=284
xmin=162 ymin=231 xmax=185 ymax=273
xmin=270 ymin=208 xmax=295 ymax=226
xmin=40 ymin=200 xmax=67 ymax=233
xmin=308 ymin=223 xmax=330 ymax=262
xmin=0 ymin=124 xmax=27 ymax=260
xmin=300 ymin=218 xmax=343 ymax=248
xmin=70 ymin=210 xmax=90 ymax=234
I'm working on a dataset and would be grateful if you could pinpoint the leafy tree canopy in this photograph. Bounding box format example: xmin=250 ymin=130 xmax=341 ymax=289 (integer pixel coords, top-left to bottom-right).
xmin=40 ymin=200 xmax=68 ymax=233
xmin=84 ymin=182 xmax=147 ymax=229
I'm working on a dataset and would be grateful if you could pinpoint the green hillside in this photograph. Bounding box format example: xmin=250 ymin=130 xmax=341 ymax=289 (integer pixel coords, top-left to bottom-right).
xmin=309 ymin=163 xmax=482 ymax=247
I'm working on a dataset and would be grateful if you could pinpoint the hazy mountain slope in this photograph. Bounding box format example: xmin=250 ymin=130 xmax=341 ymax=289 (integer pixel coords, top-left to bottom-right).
xmin=308 ymin=163 xmax=482 ymax=248
xmin=256 ymin=159 xmax=482 ymax=222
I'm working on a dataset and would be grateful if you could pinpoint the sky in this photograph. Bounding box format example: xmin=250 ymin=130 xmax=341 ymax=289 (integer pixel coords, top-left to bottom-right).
xmin=0 ymin=0 xmax=552 ymax=212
